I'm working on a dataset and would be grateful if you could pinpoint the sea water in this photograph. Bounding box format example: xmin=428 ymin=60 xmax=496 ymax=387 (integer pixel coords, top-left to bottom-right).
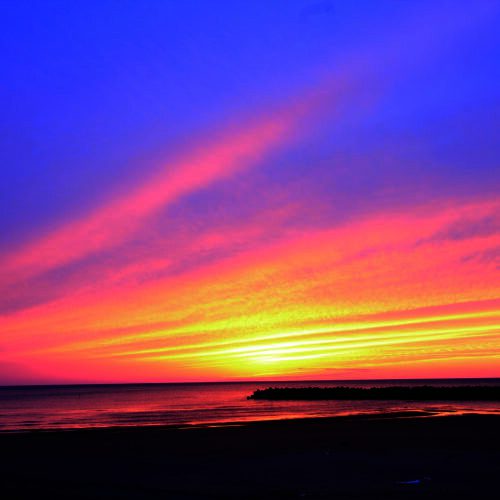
xmin=1 ymin=378 xmax=499 ymax=431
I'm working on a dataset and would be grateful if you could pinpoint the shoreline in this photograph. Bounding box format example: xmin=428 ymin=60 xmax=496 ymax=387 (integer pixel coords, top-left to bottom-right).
xmin=0 ymin=408 xmax=486 ymax=435
xmin=2 ymin=413 xmax=500 ymax=498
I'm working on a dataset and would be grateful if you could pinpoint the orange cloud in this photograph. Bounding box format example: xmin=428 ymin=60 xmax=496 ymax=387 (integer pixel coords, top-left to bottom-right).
xmin=2 ymin=198 xmax=498 ymax=382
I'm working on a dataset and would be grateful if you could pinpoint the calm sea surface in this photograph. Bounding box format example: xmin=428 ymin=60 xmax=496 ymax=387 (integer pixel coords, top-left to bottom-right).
xmin=1 ymin=379 xmax=499 ymax=432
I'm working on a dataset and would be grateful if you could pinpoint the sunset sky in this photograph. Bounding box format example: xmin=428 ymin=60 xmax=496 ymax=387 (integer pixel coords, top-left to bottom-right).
xmin=1 ymin=1 xmax=499 ymax=384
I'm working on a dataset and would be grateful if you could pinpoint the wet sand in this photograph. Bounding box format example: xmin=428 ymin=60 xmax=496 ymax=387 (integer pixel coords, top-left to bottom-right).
xmin=1 ymin=412 xmax=499 ymax=499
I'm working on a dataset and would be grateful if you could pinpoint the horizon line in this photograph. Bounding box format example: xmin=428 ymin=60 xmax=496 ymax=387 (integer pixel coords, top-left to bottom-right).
xmin=2 ymin=376 xmax=500 ymax=389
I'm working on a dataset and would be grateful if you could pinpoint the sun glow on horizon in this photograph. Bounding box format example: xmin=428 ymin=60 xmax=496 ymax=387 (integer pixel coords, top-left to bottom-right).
xmin=2 ymin=197 xmax=499 ymax=383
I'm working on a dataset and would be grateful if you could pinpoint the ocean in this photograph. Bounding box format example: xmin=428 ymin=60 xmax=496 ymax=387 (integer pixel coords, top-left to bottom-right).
xmin=1 ymin=379 xmax=499 ymax=432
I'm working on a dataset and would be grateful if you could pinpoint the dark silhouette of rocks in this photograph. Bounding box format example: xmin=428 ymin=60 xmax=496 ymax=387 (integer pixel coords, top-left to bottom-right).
xmin=247 ymin=385 xmax=500 ymax=401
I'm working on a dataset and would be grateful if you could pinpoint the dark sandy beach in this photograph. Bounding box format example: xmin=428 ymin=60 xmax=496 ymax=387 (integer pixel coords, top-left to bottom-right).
xmin=1 ymin=413 xmax=499 ymax=499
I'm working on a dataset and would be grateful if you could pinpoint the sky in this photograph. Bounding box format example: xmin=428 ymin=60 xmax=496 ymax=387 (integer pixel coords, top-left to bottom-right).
xmin=1 ymin=0 xmax=499 ymax=384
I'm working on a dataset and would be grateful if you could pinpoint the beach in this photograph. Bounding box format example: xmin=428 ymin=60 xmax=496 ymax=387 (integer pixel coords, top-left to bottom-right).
xmin=1 ymin=412 xmax=499 ymax=499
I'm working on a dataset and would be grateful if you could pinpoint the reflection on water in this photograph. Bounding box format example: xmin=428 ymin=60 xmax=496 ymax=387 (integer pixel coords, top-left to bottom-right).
xmin=1 ymin=379 xmax=499 ymax=431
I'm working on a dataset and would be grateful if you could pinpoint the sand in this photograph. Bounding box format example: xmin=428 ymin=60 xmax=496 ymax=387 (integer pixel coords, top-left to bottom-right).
xmin=1 ymin=412 xmax=499 ymax=499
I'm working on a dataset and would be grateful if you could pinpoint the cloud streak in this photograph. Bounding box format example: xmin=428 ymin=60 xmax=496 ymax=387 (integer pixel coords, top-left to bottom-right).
xmin=1 ymin=115 xmax=293 ymax=279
